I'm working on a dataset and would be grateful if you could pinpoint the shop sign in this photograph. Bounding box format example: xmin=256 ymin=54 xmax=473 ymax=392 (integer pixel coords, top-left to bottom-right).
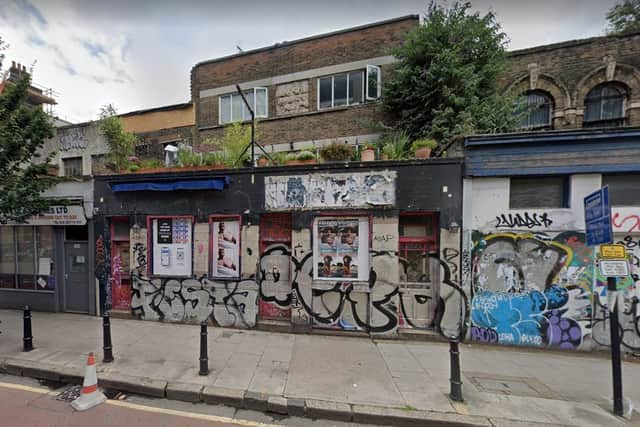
xmin=27 ymin=205 xmax=87 ymax=226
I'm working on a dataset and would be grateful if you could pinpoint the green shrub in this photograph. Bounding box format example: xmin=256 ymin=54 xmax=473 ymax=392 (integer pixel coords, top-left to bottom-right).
xmin=139 ymin=158 xmax=164 ymax=169
xmin=379 ymin=131 xmax=411 ymax=160
xmin=411 ymin=139 xmax=438 ymax=151
xmin=319 ymin=142 xmax=354 ymax=161
xmin=203 ymin=151 xmax=225 ymax=166
xmin=285 ymin=152 xmax=298 ymax=161
xmin=296 ymin=150 xmax=316 ymax=161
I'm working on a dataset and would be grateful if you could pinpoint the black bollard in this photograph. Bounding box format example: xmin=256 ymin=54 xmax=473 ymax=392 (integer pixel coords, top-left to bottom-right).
xmin=449 ymin=336 xmax=463 ymax=402
xmin=23 ymin=305 xmax=33 ymax=352
xmin=199 ymin=321 xmax=209 ymax=376
xmin=103 ymin=312 xmax=114 ymax=363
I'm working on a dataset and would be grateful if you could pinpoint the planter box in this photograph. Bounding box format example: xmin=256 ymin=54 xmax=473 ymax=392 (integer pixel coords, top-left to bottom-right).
xmin=129 ymin=165 xmax=226 ymax=174
xmin=361 ymin=149 xmax=375 ymax=162
xmin=286 ymin=159 xmax=317 ymax=166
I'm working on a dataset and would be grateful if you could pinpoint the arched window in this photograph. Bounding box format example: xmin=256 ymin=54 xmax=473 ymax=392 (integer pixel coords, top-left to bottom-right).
xmin=584 ymin=83 xmax=626 ymax=127
xmin=516 ymin=90 xmax=553 ymax=130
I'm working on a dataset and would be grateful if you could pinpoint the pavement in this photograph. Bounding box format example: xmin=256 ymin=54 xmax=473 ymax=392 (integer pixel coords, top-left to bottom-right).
xmin=0 ymin=310 xmax=639 ymax=426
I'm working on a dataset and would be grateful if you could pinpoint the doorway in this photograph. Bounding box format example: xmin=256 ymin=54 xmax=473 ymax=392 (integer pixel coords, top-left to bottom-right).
xmin=63 ymin=242 xmax=90 ymax=313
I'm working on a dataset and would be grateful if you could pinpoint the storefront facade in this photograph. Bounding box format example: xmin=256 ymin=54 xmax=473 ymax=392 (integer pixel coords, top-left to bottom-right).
xmin=94 ymin=160 xmax=465 ymax=338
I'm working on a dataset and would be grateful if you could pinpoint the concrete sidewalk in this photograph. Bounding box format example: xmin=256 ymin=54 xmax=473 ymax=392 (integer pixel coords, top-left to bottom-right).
xmin=0 ymin=310 xmax=638 ymax=426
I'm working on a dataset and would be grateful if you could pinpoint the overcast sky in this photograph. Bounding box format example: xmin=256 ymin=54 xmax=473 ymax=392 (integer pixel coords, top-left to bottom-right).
xmin=0 ymin=0 xmax=616 ymax=123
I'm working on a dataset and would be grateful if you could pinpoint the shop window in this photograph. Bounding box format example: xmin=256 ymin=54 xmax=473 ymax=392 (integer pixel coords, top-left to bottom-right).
xmin=509 ymin=176 xmax=568 ymax=209
xmin=516 ymin=90 xmax=553 ymax=130
xmin=602 ymin=174 xmax=640 ymax=206
xmin=313 ymin=217 xmax=369 ymax=282
xmin=149 ymin=216 xmax=193 ymax=277
xmin=210 ymin=215 xmax=241 ymax=279
xmin=399 ymin=214 xmax=438 ymax=283
xmin=0 ymin=226 xmax=54 ymax=291
xmin=63 ymin=157 xmax=83 ymax=176
xmin=584 ymin=83 xmax=626 ymax=127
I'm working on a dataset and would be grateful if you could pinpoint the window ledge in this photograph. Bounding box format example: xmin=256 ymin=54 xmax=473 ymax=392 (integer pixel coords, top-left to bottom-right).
xmin=199 ymin=101 xmax=382 ymax=132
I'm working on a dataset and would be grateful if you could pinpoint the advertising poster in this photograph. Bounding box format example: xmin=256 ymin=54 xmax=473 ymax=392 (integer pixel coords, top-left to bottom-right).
xmin=315 ymin=218 xmax=367 ymax=281
xmin=152 ymin=217 xmax=192 ymax=276
xmin=212 ymin=219 xmax=240 ymax=278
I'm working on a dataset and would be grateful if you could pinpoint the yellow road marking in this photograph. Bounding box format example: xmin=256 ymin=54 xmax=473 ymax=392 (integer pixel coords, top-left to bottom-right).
xmin=0 ymin=380 xmax=281 ymax=427
xmin=107 ymin=400 xmax=282 ymax=427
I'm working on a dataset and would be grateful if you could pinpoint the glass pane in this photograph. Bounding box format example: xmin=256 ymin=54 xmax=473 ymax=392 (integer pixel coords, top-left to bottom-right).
xmin=602 ymin=95 xmax=623 ymax=119
xmin=603 ymin=174 xmax=640 ymax=206
xmin=333 ymin=74 xmax=347 ymax=107
xmin=401 ymin=247 xmax=430 ymax=283
xmin=232 ymin=94 xmax=243 ymax=122
xmin=243 ymin=90 xmax=254 ymax=120
xmin=16 ymin=227 xmax=35 ymax=289
xmin=255 ymin=88 xmax=267 ymax=117
xmin=319 ymin=77 xmax=332 ymax=109
xmin=367 ymin=66 xmax=379 ymax=99
xmin=63 ymin=157 xmax=83 ymax=176
xmin=112 ymin=220 xmax=129 ymax=240
xmin=400 ymin=215 xmax=435 ymax=237
xmin=220 ymin=95 xmax=231 ymax=124
xmin=584 ymin=99 xmax=600 ymax=122
xmin=0 ymin=227 xmax=15 ymax=288
xmin=348 ymin=72 xmax=363 ymax=105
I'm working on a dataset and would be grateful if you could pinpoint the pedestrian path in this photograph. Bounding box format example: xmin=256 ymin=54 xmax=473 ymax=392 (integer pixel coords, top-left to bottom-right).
xmin=0 ymin=310 xmax=638 ymax=426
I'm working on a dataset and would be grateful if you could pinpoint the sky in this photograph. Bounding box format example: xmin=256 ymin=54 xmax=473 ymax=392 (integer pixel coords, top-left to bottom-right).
xmin=0 ymin=0 xmax=617 ymax=124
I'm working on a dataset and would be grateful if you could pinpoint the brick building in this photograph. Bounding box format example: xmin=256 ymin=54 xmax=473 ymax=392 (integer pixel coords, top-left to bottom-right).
xmin=191 ymin=15 xmax=419 ymax=152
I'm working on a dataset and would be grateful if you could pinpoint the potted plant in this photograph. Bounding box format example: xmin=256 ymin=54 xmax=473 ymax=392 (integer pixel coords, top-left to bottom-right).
xmin=360 ymin=144 xmax=376 ymax=162
xmin=285 ymin=152 xmax=299 ymax=165
xmin=412 ymin=139 xmax=438 ymax=159
xmin=296 ymin=150 xmax=317 ymax=164
xmin=257 ymin=155 xmax=269 ymax=167
xmin=380 ymin=131 xmax=411 ymax=160
xmin=319 ymin=142 xmax=354 ymax=162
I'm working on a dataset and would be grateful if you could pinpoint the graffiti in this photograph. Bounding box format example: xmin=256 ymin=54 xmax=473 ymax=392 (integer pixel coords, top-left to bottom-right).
xmin=373 ymin=234 xmax=395 ymax=242
xmin=612 ymin=212 xmax=640 ymax=233
xmin=58 ymin=126 xmax=88 ymax=151
xmin=258 ymin=245 xmax=292 ymax=320
xmin=265 ymin=171 xmax=396 ymax=210
xmin=132 ymin=242 xmax=147 ymax=273
xmin=95 ymin=234 xmax=111 ymax=307
xmin=471 ymin=325 xmax=498 ymax=343
xmin=443 ymin=247 xmax=459 ymax=284
xmin=495 ymin=212 xmax=553 ymax=229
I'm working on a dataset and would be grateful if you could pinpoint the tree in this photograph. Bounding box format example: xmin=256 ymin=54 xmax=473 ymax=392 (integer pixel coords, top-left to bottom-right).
xmin=0 ymin=55 xmax=58 ymax=223
xmin=97 ymin=104 xmax=136 ymax=173
xmin=606 ymin=0 xmax=640 ymax=34
xmin=382 ymin=1 xmax=517 ymax=153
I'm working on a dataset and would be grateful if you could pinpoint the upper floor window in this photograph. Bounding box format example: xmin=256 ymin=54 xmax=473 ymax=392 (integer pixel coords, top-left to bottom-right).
xmin=318 ymin=65 xmax=381 ymax=110
xmin=219 ymin=87 xmax=267 ymax=124
xmin=517 ymin=90 xmax=553 ymax=130
xmin=63 ymin=157 xmax=83 ymax=176
xmin=509 ymin=176 xmax=569 ymax=209
xmin=584 ymin=83 xmax=626 ymax=127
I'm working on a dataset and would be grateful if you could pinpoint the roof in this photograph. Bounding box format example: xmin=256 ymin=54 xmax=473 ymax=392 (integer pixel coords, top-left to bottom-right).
xmin=508 ymin=30 xmax=640 ymax=57
xmin=118 ymin=102 xmax=192 ymax=117
xmin=192 ymin=14 xmax=419 ymax=70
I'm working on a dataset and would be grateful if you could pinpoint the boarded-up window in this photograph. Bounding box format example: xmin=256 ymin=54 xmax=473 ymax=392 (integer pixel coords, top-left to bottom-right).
xmin=509 ymin=177 xmax=567 ymax=209
xmin=602 ymin=174 xmax=640 ymax=206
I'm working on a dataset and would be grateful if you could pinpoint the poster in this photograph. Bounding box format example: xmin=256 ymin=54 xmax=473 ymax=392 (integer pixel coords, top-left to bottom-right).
xmin=152 ymin=217 xmax=192 ymax=276
xmin=212 ymin=219 xmax=240 ymax=278
xmin=314 ymin=218 xmax=368 ymax=281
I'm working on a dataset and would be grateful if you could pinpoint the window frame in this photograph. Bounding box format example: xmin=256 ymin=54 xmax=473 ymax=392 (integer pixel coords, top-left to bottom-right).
xmin=147 ymin=215 xmax=194 ymax=278
xmin=517 ymin=90 xmax=553 ymax=130
xmin=317 ymin=70 xmax=366 ymax=110
xmin=583 ymin=83 xmax=627 ymax=127
xmin=366 ymin=65 xmax=381 ymax=101
xmin=602 ymin=174 xmax=640 ymax=207
xmin=509 ymin=176 xmax=570 ymax=209
xmin=63 ymin=156 xmax=83 ymax=177
xmin=0 ymin=226 xmax=55 ymax=292
xmin=218 ymin=87 xmax=268 ymax=125
xmin=209 ymin=214 xmax=242 ymax=280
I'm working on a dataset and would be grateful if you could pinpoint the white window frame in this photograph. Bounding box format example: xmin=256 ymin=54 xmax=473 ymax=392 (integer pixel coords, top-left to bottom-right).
xmin=366 ymin=64 xmax=381 ymax=100
xmin=317 ymin=71 xmax=365 ymax=110
xmin=218 ymin=87 xmax=268 ymax=124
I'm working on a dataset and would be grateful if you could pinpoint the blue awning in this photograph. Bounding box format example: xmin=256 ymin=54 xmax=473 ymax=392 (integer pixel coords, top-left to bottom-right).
xmin=111 ymin=177 xmax=230 ymax=192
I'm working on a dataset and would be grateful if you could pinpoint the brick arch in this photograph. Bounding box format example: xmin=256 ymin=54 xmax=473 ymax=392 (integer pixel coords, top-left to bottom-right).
xmin=574 ymin=63 xmax=640 ymax=107
xmin=506 ymin=73 xmax=570 ymax=111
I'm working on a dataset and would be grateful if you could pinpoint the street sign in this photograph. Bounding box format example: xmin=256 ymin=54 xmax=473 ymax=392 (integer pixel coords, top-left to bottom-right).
xmin=584 ymin=186 xmax=613 ymax=246
xmin=600 ymin=244 xmax=626 ymax=259
xmin=599 ymin=259 xmax=630 ymax=277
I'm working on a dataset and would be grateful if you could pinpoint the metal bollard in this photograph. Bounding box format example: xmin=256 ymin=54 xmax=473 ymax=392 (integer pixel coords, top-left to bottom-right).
xmin=449 ymin=336 xmax=463 ymax=402
xmin=23 ymin=305 xmax=33 ymax=352
xmin=199 ymin=321 xmax=209 ymax=376
xmin=103 ymin=312 xmax=114 ymax=363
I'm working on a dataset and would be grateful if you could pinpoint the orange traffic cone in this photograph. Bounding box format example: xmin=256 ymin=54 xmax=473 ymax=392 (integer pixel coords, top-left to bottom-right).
xmin=71 ymin=352 xmax=107 ymax=411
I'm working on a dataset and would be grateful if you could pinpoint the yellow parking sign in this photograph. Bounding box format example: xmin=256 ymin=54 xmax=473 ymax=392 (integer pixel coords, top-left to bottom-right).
xmin=600 ymin=244 xmax=626 ymax=259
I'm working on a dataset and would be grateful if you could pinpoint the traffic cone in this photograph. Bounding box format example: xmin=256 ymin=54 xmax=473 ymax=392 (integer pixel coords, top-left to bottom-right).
xmin=71 ymin=352 xmax=107 ymax=411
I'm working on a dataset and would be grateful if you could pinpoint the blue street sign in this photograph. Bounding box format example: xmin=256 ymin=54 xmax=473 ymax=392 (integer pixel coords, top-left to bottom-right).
xmin=584 ymin=186 xmax=613 ymax=246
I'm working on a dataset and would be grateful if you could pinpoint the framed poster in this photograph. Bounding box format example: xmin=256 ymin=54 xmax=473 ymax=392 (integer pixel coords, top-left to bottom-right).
xmin=313 ymin=217 xmax=369 ymax=281
xmin=150 ymin=216 xmax=193 ymax=277
xmin=211 ymin=216 xmax=241 ymax=279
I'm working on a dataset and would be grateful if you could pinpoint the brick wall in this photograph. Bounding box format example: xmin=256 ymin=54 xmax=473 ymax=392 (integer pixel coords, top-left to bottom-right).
xmin=192 ymin=16 xmax=418 ymax=146
xmin=503 ymin=32 xmax=640 ymax=129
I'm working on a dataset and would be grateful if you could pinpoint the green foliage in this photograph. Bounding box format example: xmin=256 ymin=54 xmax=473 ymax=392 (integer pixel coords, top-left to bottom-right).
xmin=411 ymin=139 xmax=438 ymax=151
xmin=177 ymin=147 xmax=203 ymax=167
xmin=273 ymin=152 xmax=289 ymax=165
xmin=382 ymin=1 xmax=517 ymax=148
xmin=204 ymin=122 xmax=251 ymax=167
xmin=379 ymin=131 xmax=411 ymax=160
xmin=0 ymin=71 xmax=58 ymax=223
xmin=285 ymin=152 xmax=298 ymax=161
xmin=319 ymin=142 xmax=354 ymax=161
xmin=97 ymin=105 xmax=136 ymax=172
xmin=202 ymin=151 xmax=225 ymax=166
xmin=139 ymin=158 xmax=164 ymax=169
xmin=296 ymin=150 xmax=316 ymax=161
xmin=607 ymin=0 xmax=640 ymax=34
xmin=128 ymin=164 xmax=140 ymax=172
